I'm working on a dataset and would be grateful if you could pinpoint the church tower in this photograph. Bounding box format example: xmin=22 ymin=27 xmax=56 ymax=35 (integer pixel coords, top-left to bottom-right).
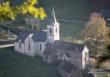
xmin=47 ymin=8 xmax=60 ymax=43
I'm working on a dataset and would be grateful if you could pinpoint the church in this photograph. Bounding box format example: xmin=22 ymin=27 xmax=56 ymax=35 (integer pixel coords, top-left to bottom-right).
xmin=14 ymin=9 xmax=60 ymax=57
xmin=14 ymin=8 xmax=89 ymax=77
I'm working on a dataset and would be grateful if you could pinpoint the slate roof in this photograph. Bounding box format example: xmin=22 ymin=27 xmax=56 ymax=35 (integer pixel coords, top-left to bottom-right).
xmin=65 ymin=52 xmax=71 ymax=57
xmin=32 ymin=31 xmax=47 ymax=42
xmin=43 ymin=43 xmax=57 ymax=55
xmin=54 ymin=40 xmax=85 ymax=52
xmin=61 ymin=61 xmax=78 ymax=73
xmin=101 ymin=10 xmax=110 ymax=18
xmin=16 ymin=29 xmax=47 ymax=42
xmin=43 ymin=40 xmax=85 ymax=57
xmin=17 ymin=30 xmax=31 ymax=42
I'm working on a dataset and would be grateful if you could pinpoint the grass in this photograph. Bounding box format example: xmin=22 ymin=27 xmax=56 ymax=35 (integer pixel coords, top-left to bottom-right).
xmin=60 ymin=22 xmax=85 ymax=38
xmin=2 ymin=0 xmax=89 ymax=41
xmin=4 ymin=0 xmax=91 ymax=39
xmin=7 ymin=20 xmax=85 ymax=39
xmin=40 ymin=21 xmax=85 ymax=39
xmin=97 ymin=73 xmax=110 ymax=77
xmin=0 ymin=47 xmax=62 ymax=77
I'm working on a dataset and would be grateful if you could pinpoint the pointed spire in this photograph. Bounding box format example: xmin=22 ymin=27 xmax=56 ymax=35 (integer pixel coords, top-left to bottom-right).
xmin=49 ymin=7 xmax=59 ymax=26
xmin=52 ymin=8 xmax=57 ymax=23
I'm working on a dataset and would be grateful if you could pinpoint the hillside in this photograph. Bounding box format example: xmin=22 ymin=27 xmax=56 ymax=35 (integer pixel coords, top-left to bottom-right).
xmin=38 ymin=0 xmax=95 ymax=38
xmin=0 ymin=47 xmax=61 ymax=77
xmin=39 ymin=0 xmax=94 ymax=20
xmin=2 ymin=0 xmax=96 ymax=38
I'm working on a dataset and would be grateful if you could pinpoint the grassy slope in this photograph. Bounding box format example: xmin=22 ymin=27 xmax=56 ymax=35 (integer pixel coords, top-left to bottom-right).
xmin=39 ymin=0 xmax=94 ymax=20
xmin=0 ymin=47 xmax=61 ymax=77
xmin=40 ymin=21 xmax=85 ymax=38
xmin=60 ymin=22 xmax=85 ymax=38
xmin=39 ymin=0 xmax=94 ymax=38
xmin=7 ymin=0 xmax=95 ymax=38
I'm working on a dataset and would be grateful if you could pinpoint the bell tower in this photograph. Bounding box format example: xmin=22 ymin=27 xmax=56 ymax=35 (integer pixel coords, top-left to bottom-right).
xmin=47 ymin=8 xmax=60 ymax=43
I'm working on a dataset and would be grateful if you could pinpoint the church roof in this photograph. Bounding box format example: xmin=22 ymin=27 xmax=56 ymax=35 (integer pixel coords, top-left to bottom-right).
xmin=54 ymin=40 xmax=85 ymax=52
xmin=16 ymin=29 xmax=47 ymax=42
xmin=43 ymin=41 xmax=85 ymax=58
xmin=43 ymin=43 xmax=57 ymax=55
xmin=17 ymin=30 xmax=31 ymax=42
xmin=101 ymin=10 xmax=110 ymax=18
xmin=32 ymin=31 xmax=47 ymax=42
xmin=61 ymin=61 xmax=78 ymax=73
xmin=65 ymin=52 xmax=71 ymax=57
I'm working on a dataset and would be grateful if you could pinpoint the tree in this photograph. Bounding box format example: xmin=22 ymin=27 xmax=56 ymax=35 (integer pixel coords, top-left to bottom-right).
xmin=0 ymin=0 xmax=46 ymax=22
xmin=81 ymin=12 xmax=109 ymax=56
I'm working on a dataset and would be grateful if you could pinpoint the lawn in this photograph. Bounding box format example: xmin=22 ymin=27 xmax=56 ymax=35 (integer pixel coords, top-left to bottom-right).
xmin=0 ymin=47 xmax=62 ymax=77
xmin=60 ymin=22 xmax=85 ymax=38
xmin=7 ymin=20 xmax=85 ymax=39
xmin=40 ymin=21 xmax=85 ymax=39
xmin=3 ymin=0 xmax=90 ymax=39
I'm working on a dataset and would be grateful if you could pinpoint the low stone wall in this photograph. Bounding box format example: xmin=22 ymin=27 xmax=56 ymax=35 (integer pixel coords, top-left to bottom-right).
xmin=0 ymin=40 xmax=15 ymax=45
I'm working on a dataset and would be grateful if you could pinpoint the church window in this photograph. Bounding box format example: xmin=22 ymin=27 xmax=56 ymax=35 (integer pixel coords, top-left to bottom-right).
xmin=19 ymin=40 xmax=22 ymax=48
xmin=45 ymin=55 xmax=48 ymax=60
xmin=40 ymin=44 xmax=42 ymax=51
xmin=85 ymin=52 xmax=88 ymax=62
xmin=44 ymin=55 xmax=48 ymax=61
xmin=49 ymin=28 xmax=52 ymax=35
xmin=28 ymin=42 xmax=30 ymax=50
xmin=85 ymin=57 xmax=87 ymax=62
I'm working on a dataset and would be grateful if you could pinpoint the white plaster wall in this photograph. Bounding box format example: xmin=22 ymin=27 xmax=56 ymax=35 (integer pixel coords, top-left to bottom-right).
xmin=21 ymin=43 xmax=25 ymax=53
xmin=14 ymin=33 xmax=46 ymax=57
xmin=24 ymin=34 xmax=35 ymax=56
xmin=14 ymin=42 xmax=19 ymax=52
xmin=30 ymin=39 xmax=38 ymax=56
xmin=40 ymin=42 xmax=46 ymax=55
xmin=14 ymin=41 xmax=25 ymax=54
xmin=54 ymin=26 xmax=60 ymax=37
xmin=35 ymin=42 xmax=46 ymax=56
xmin=24 ymin=37 xmax=30 ymax=55
xmin=47 ymin=25 xmax=60 ymax=43
xmin=82 ymin=46 xmax=89 ymax=69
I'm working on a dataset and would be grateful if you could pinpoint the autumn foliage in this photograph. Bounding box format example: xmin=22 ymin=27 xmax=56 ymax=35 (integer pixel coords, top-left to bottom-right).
xmin=0 ymin=0 xmax=46 ymax=22
xmin=81 ymin=12 xmax=109 ymax=55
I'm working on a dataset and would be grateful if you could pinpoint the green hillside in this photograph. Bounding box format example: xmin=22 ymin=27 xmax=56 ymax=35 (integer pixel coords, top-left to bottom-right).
xmin=4 ymin=0 xmax=95 ymax=38
xmin=0 ymin=47 xmax=61 ymax=77
xmin=39 ymin=0 xmax=94 ymax=20
xmin=60 ymin=22 xmax=85 ymax=38
xmin=39 ymin=0 xmax=94 ymax=38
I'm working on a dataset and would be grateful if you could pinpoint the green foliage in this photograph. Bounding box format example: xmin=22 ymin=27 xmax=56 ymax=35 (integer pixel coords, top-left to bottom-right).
xmin=97 ymin=73 xmax=110 ymax=77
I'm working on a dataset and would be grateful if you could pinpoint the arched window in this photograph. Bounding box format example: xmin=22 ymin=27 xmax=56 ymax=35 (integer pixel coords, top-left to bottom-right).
xmin=40 ymin=44 xmax=42 ymax=51
xmin=49 ymin=28 xmax=52 ymax=35
xmin=85 ymin=57 xmax=87 ymax=62
xmin=28 ymin=42 xmax=30 ymax=50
